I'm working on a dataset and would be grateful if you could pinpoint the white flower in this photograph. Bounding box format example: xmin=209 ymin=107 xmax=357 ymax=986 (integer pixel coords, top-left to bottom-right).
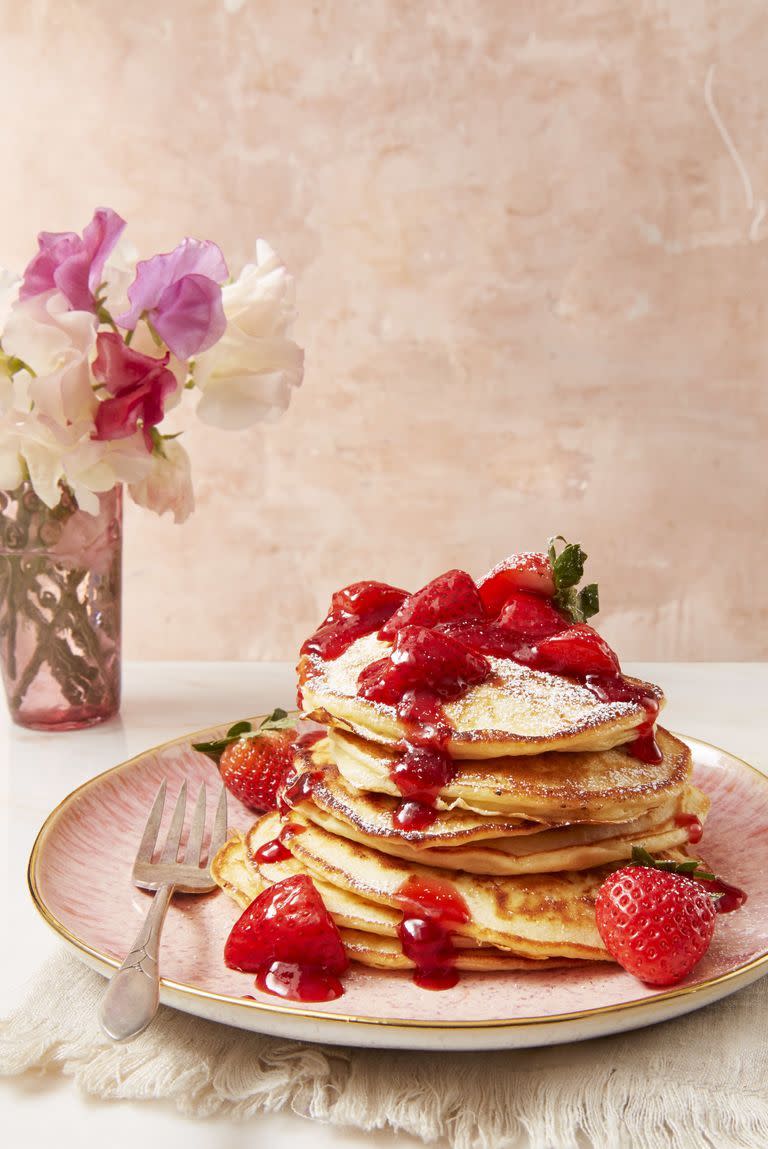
xmin=128 ymin=437 xmax=194 ymax=523
xmin=2 ymin=291 xmax=97 ymax=426
xmin=100 ymin=233 xmax=139 ymax=318
xmin=0 ymin=267 xmax=19 ymax=328
xmin=0 ymin=408 xmax=152 ymax=514
xmin=193 ymin=240 xmax=304 ymax=429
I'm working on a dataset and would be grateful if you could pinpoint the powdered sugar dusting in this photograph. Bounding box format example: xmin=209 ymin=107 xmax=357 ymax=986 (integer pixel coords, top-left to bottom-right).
xmin=303 ymin=634 xmax=664 ymax=745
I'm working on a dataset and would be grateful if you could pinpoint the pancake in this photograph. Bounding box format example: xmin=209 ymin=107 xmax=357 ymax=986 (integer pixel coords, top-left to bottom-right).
xmin=277 ymin=816 xmax=611 ymax=960
xmin=295 ymin=774 xmax=710 ymax=874
xmin=327 ymin=726 xmax=693 ymax=821
xmin=213 ymin=822 xmax=589 ymax=972
xmin=298 ymin=632 xmax=664 ymax=758
xmin=330 ymin=930 xmax=586 ymax=972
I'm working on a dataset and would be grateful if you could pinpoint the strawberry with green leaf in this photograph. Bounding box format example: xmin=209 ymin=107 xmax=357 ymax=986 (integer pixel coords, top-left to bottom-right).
xmin=193 ymin=708 xmax=297 ymax=812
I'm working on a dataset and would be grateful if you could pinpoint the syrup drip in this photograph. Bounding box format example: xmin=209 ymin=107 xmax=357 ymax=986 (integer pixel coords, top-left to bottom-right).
xmin=584 ymin=675 xmax=662 ymax=764
xmin=277 ymin=769 xmax=323 ymax=816
xmin=389 ymin=739 xmax=459 ymax=832
xmin=674 ymin=813 xmax=704 ymax=844
xmin=295 ymin=729 xmax=325 ymax=753
xmin=253 ymin=837 xmax=292 ymax=864
xmin=698 ymin=877 xmax=748 ymax=914
xmin=253 ymin=824 xmax=306 ymax=865
xmin=394 ymin=874 xmax=471 ymax=990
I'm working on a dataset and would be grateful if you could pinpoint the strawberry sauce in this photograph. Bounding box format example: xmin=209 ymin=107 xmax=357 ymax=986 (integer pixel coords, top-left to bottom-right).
xmin=252 ymin=823 xmax=306 ymax=865
xmin=394 ymin=874 xmax=471 ymax=990
xmin=698 ymin=877 xmax=748 ymax=913
xmin=301 ymin=581 xmax=407 ymax=660
xmin=674 ymin=813 xmax=704 ymax=844
xmin=255 ymin=960 xmax=344 ymax=1002
xmin=253 ymin=837 xmax=293 ymax=864
xmin=390 ymin=741 xmax=458 ymax=832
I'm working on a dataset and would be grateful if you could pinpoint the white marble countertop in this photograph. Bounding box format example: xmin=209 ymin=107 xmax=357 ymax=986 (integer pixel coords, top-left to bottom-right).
xmin=2 ymin=661 xmax=767 ymax=1149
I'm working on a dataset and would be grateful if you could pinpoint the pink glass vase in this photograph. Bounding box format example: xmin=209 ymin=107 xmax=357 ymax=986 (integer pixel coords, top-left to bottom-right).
xmin=0 ymin=482 xmax=122 ymax=731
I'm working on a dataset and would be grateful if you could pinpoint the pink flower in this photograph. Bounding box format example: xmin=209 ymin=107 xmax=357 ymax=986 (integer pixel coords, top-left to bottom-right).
xmin=116 ymin=239 xmax=228 ymax=360
xmin=92 ymin=333 xmax=178 ymax=451
xmin=19 ymin=207 xmax=126 ymax=312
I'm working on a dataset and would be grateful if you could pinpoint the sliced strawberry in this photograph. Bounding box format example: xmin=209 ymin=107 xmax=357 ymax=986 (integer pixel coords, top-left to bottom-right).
xmin=595 ymin=865 xmax=716 ymax=986
xmin=477 ymin=552 xmax=555 ymax=615
xmin=530 ymin=624 xmax=620 ymax=678
xmin=219 ymin=729 xmax=296 ymax=812
xmin=379 ymin=570 xmax=483 ymax=640
xmin=301 ymin=580 xmax=407 ymax=660
xmin=357 ymin=625 xmax=490 ymax=706
xmin=496 ymin=590 xmax=568 ymax=640
xmin=224 ymin=874 xmax=348 ymax=976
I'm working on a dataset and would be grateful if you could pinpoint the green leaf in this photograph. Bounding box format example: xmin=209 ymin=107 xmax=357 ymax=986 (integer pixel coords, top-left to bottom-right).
xmin=191 ymin=737 xmax=231 ymax=756
xmin=547 ymin=536 xmax=600 ymax=624
xmin=227 ymin=720 xmax=253 ymax=738
xmin=629 ymin=845 xmax=715 ymax=882
xmin=259 ymin=707 xmax=294 ymax=731
xmin=578 ymin=583 xmax=600 ymax=620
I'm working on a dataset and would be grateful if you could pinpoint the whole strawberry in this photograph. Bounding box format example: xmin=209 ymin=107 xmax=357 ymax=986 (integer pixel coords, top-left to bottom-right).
xmin=193 ymin=709 xmax=296 ymax=812
xmin=595 ymin=863 xmax=716 ymax=986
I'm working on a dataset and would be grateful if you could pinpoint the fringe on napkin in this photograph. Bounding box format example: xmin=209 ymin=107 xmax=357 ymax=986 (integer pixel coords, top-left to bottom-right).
xmin=2 ymin=951 xmax=768 ymax=1149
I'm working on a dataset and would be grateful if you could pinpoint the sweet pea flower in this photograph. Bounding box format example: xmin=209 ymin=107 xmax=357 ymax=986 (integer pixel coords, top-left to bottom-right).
xmin=0 ymin=267 xmax=19 ymax=328
xmin=116 ymin=239 xmax=228 ymax=360
xmin=193 ymin=241 xmax=303 ymax=429
xmin=128 ymin=437 xmax=194 ymax=524
xmin=92 ymin=332 xmax=179 ymax=451
xmin=19 ymin=207 xmax=126 ymax=312
xmin=3 ymin=291 xmax=98 ymax=426
xmin=0 ymin=409 xmax=151 ymax=514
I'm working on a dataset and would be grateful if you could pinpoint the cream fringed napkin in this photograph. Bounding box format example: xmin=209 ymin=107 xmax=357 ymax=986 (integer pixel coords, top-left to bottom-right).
xmin=2 ymin=952 xmax=768 ymax=1149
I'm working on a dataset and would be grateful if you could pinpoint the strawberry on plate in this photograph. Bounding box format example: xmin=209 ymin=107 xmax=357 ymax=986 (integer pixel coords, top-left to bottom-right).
xmin=193 ymin=709 xmax=296 ymax=812
xmin=595 ymin=855 xmax=718 ymax=986
xmin=224 ymin=874 xmax=348 ymax=1001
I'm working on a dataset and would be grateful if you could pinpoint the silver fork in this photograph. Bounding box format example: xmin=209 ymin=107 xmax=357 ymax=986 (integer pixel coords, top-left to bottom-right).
xmin=99 ymin=779 xmax=228 ymax=1042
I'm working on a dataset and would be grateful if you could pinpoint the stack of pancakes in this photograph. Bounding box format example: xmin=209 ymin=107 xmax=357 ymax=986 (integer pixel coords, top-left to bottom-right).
xmin=214 ymin=632 xmax=709 ymax=976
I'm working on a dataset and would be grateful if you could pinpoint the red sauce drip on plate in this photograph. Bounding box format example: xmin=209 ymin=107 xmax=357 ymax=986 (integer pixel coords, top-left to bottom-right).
xmin=698 ymin=877 xmax=748 ymax=914
xmin=394 ymin=875 xmax=471 ymax=990
xmin=674 ymin=813 xmax=704 ymax=844
xmin=255 ymin=960 xmax=344 ymax=1002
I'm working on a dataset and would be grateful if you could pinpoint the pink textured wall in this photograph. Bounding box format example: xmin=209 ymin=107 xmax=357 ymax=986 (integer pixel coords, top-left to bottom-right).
xmin=1 ymin=1 xmax=766 ymax=661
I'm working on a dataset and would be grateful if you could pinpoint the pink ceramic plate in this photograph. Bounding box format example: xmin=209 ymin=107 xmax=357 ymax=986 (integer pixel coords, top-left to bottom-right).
xmin=28 ymin=723 xmax=768 ymax=1051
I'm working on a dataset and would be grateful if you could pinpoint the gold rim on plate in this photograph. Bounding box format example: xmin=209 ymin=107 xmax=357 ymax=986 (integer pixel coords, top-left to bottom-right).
xmin=26 ymin=724 xmax=768 ymax=1032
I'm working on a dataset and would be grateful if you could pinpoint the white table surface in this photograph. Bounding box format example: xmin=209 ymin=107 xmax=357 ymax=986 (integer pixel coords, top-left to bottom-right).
xmin=2 ymin=661 xmax=767 ymax=1149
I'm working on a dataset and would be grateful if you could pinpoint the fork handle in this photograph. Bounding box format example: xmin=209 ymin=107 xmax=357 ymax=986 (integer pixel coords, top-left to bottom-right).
xmin=99 ymin=883 xmax=174 ymax=1042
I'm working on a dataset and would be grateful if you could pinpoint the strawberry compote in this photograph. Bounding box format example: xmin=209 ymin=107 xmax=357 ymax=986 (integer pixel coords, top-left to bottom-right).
xmin=394 ymin=874 xmax=471 ymax=990
xmin=301 ymin=581 xmax=407 ymax=660
xmin=390 ymin=742 xmax=458 ymax=831
xmin=674 ymin=813 xmax=704 ymax=845
xmin=224 ymin=874 xmax=348 ymax=1002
